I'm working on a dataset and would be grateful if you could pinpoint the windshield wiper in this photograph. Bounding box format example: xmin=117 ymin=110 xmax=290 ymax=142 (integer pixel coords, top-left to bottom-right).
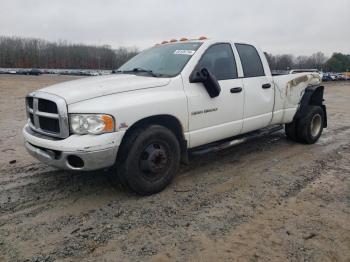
xmin=119 ymin=68 xmax=158 ymax=77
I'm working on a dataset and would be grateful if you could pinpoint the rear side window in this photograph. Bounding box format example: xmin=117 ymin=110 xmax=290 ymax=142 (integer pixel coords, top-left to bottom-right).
xmin=197 ymin=43 xmax=238 ymax=80
xmin=235 ymin=44 xmax=265 ymax=78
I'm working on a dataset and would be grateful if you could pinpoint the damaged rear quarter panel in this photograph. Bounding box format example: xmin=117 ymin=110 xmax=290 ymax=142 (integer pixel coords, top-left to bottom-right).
xmin=273 ymin=73 xmax=321 ymax=109
xmin=271 ymin=73 xmax=321 ymax=123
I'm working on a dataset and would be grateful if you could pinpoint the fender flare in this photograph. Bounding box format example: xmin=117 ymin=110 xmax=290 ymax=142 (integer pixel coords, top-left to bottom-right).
xmin=117 ymin=114 xmax=189 ymax=165
xmin=294 ymin=85 xmax=327 ymax=127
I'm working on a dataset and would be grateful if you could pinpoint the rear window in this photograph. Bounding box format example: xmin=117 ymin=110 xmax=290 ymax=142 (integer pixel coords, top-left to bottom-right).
xmin=235 ymin=44 xmax=265 ymax=78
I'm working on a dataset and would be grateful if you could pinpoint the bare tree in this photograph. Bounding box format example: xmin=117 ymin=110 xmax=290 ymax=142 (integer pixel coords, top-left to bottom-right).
xmin=265 ymin=51 xmax=329 ymax=71
xmin=0 ymin=36 xmax=139 ymax=69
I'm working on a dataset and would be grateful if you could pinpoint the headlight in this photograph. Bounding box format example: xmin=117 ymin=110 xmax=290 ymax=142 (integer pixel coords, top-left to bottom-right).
xmin=70 ymin=114 xmax=115 ymax=135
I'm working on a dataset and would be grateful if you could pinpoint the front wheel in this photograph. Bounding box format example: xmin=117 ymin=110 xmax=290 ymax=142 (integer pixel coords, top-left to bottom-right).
xmin=116 ymin=125 xmax=180 ymax=195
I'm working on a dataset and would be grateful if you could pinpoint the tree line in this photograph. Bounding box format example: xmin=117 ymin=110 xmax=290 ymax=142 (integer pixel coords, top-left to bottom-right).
xmin=0 ymin=36 xmax=349 ymax=72
xmin=0 ymin=36 xmax=138 ymax=69
xmin=265 ymin=52 xmax=350 ymax=72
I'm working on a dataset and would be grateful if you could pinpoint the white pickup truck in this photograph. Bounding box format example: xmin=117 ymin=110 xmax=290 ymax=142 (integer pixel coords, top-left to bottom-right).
xmin=23 ymin=38 xmax=327 ymax=195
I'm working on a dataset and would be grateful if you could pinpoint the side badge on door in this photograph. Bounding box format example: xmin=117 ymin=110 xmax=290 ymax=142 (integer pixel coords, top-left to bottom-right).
xmin=191 ymin=107 xmax=218 ymax=116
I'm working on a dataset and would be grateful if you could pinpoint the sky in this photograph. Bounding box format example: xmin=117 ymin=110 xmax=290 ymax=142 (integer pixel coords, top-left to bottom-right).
xmin=0 ymin=0 xmax=349 ymax=56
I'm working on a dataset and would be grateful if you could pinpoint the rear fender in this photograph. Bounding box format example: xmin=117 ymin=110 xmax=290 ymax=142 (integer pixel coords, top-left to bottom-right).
xmin=294 ymin=85 xmax=327 ymax=127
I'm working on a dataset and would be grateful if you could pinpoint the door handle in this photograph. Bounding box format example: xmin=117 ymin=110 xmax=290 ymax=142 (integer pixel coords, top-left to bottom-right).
xmin=230 ymin=87 xmax=242 ymax=93
xmin=262 ymin=83 xmax=271 ymax=89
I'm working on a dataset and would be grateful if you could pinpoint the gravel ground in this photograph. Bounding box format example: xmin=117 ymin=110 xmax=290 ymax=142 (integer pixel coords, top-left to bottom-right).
xmin=0 ymin=75 xmax=349 ymax=262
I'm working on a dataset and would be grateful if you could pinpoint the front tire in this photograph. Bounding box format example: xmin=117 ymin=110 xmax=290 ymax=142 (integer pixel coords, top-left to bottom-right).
xmin=116 ymin=125 xmax=180 ymax=195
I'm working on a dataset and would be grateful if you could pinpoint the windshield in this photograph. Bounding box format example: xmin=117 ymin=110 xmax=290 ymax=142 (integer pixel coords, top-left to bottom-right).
xmin=117 ymin=42 xmax=202 ymax=77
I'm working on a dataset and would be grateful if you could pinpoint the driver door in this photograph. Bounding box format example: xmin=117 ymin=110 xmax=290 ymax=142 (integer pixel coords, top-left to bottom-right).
xmin=183 ymin=43 xmax=244 ymax=148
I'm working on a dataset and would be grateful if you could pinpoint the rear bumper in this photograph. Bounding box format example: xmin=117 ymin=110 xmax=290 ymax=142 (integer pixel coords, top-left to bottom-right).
xmin=23 ymin=124 xmax=124 ymax=171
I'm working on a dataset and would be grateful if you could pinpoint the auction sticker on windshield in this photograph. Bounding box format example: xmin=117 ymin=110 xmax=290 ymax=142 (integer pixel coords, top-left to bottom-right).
xmin=174 ymin=50 xmax=196 ymax=55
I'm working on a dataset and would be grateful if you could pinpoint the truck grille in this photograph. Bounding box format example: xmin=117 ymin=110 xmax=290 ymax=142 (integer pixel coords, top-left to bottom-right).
xmin=26 ymin=92 xmax=69 ymax=138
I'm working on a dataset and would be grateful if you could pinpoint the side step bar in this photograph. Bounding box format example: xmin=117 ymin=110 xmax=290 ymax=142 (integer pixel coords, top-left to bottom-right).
xmin=190 ymin=125 xmax=283 ymax=156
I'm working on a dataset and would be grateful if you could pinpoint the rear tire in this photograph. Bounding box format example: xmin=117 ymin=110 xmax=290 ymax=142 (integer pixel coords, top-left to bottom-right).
xmin=116 ymin=125 xmax=180 ymax=195
xmin=297 ymin=106 xmax=324 ymax=144
xmin=285 ymin=120 xmax=300 ymax=142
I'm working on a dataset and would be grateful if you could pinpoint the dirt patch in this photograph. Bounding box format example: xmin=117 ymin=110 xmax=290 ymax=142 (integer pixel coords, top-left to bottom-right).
xmin=0 ymin=75 xmax=349 ymax=261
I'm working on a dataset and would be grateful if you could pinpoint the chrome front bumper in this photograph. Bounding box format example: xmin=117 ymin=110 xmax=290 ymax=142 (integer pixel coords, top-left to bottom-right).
xmin=23 ymin=124 xmax=123 ymax=171
xmin=25 ymin=142 xmax=117 ymax=171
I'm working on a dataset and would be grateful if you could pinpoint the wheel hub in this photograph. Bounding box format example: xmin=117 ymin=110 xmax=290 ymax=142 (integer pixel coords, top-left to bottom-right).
xmin=140 ymin=143 xmax=168 ymax=174
xmin=310 ymin=114 xmax=322 ymax=137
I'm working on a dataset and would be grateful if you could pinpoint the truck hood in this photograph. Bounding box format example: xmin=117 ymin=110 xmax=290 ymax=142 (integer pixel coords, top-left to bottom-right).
xmin=40 ymin=74 xmax=171 ymax=104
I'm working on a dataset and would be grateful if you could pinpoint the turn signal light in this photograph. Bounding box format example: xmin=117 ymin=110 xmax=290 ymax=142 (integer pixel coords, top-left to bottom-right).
xmin=101 ymin=115 xmax=114 ymax=132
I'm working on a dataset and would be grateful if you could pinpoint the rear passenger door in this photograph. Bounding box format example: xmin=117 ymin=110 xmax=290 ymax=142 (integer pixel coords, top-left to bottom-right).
xmin=235 ymin=43 xmax=274 ymax=133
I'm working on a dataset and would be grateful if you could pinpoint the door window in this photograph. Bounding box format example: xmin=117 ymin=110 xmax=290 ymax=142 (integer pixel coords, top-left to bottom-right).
xmin=197 ymin=43 xmax=238 ymax=80
xmin=235 ymin=43 xmax=265 ymax=77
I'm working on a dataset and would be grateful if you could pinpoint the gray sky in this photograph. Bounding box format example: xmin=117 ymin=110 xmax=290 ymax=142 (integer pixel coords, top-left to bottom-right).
xmin=1 ymin=0 xmax=349 ymax=56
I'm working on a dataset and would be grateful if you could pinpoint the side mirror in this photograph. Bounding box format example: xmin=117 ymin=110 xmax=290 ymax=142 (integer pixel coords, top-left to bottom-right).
xmin=189 ymin=68 xmax=221 ymax=98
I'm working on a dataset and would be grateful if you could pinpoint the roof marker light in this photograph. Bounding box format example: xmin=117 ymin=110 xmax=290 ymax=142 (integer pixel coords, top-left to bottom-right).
xmin=161 ymin=41 xmax=168 ymax=44
xmin=179 ymin=37 xmax=188 ymax=41
xmin=169 ymin=39 xmax=177 ymax=43
xmin=198 ymin=36 xmax=208 ymax=40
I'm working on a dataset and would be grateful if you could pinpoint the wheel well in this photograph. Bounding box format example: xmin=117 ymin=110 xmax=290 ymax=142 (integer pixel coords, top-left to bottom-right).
xmin=309 ymin=86 xmax=324 ymax=106
xmin=119 ymin=115 xmax=188 ymax=160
